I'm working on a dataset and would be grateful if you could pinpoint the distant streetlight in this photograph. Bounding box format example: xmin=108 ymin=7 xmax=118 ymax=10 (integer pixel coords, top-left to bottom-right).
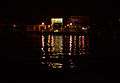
xmin=13 ymin=24 xmax=16 ymax=28
xmin=67 ymin=24 xmax=69 ymax=26
xmin=82 ymin=27 xmax=85 ymax=30
xmin=42 ymin=56 xmax=46 ymax=59
xmin=48 ymin=25 xmax=50 ymax=28
xmin=82 ymin=27 xmax=87 ymax=30
xmin=70 ymin=23 xmax=72 ymax=25
xmin=42 ymin=22 xmax=44 ymax=25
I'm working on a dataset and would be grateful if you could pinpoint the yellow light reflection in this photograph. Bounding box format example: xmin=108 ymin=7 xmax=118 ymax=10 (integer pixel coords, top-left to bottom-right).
xmin=54 ymin=30 xmax=59 ymax=32
xmin=51 ymin=63 xmax=63 ymax=69
xmin=70 ymin=35 xmax=72 ymax=53
xmin=42 ymin=35 xmax=44 ymax=48
xmin=48 ymin=25 xmax=50 ymax=28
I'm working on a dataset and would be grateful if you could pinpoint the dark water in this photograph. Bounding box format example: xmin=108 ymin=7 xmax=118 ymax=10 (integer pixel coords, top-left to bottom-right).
xmin=30 ymin=32 xmax=89 ymax=71
xmin=0 ymin=28 xmax=105 ymax=80
xmin=0 ymin=26 xmax=90 ymax=72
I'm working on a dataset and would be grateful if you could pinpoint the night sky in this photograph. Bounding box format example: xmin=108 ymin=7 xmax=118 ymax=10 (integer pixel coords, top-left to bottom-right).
xmin=0 ymin=0 xmax=112 ymax=15
xmin=0 ymin=0 xmax=113 ymax=24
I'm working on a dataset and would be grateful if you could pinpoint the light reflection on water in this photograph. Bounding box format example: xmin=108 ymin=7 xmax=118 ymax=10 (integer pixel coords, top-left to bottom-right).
xmin=42 ymin=35 xmax=45 ymax=48
xmin=47 ymin=35 xmax=63 ymax=54
xmin=34 ymin=34 xmax=89 ymax=70
xmin=41 ymin=35 xmax=85 ymax=55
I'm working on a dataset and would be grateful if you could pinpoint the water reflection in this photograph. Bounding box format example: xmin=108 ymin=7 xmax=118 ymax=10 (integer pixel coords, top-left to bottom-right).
xmin=47 ymin=35 xmax=63 ymax=54
xmin=48 ymin=62 xmax=63 ymax=69
xmin=34 ymin=33 xmax=89 ymax=70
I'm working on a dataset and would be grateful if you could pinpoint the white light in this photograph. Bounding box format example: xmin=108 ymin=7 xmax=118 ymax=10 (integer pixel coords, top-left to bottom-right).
xmin=42 ymin=56 xmax=46 ymax=59
xmin=70 ymin=23 xmax=72 ymax=25
xmin=41 ymin=62 xmax=45 ymax=64
xmin=68 ymin=53 xmax=71 ymax=55
xmin=67 ymin=24 xmax=69 ymax=26
xmin=82 ymin=27 xmax=87 ymax=30
xmin=13 ymin=24 xmax=16 ymax=28
xmin=42 ymin=22 xmax=44 ymax=25
xmin=58 ymin=66 xmax=63 ymax=68
xmin=82 ymin=27 xmax=85 ymax=30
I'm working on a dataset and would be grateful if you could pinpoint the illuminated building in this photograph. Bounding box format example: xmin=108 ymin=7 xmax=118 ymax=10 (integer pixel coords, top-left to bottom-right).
xmin=67 ymin=16 xmax=81 ymax=25
xmin=51 ymin=18 xmax=63 ymax=32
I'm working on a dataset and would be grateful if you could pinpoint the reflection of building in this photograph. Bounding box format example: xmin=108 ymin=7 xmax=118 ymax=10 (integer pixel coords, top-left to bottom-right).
xmin=63 ymin=35 xmax=70 ymax=54
xmin=54 ymin=36 xmax=63 ymax=53
xmin=47 ymin=35 xmax=63 ymax=54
